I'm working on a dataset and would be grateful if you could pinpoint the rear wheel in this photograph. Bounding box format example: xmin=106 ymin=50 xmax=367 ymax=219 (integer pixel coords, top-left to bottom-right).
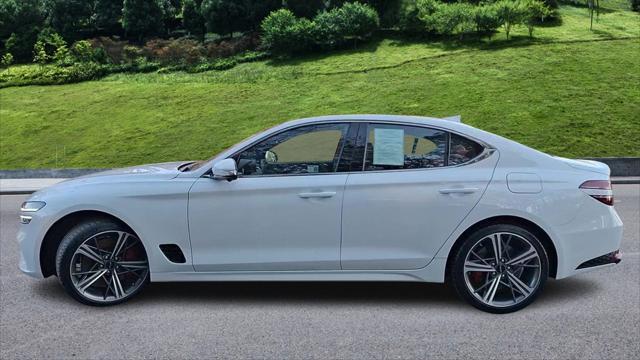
xmin=55 ymin=219 xmax=149 ymax=306
xmin=450 ymin=224 xmax=548 ymax=313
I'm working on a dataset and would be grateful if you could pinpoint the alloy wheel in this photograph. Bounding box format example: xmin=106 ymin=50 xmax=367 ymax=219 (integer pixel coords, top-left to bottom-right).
xmin=463 ymin=232 xmax=542 ymax=308
xmin=69 ymin=230 xmax=148 ymax=303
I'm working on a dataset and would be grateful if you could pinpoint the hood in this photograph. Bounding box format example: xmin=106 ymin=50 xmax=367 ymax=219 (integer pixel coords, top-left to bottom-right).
xmin=28 ymin=161 xmax=192 ymax=199
xmin=77 ymin=161 xmax=190 ymax=180
xmin=554 ymin=157 xmax=610 ymax=176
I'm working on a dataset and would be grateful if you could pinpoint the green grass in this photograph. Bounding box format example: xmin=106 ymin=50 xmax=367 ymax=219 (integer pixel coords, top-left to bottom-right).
xmin=0 ymin=5 xmax=638 ymax=168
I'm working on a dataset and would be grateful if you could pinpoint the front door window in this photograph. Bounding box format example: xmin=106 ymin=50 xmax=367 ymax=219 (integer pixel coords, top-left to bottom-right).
xmin=235 ymin=123 xmax=349 ymax=176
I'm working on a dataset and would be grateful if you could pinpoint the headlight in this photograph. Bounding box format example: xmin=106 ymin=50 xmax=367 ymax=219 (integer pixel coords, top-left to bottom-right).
xmin=20 ymin=201 xmax=46 ymax=212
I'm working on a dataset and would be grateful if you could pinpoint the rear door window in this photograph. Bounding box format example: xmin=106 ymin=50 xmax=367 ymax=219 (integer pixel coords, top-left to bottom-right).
xmin=364 ymin=124 xmax=448 ymax=171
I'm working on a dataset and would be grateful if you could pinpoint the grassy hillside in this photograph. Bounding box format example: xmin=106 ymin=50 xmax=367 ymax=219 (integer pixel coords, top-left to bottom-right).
xmin=1 ymin=5 xmax=638 ymax=169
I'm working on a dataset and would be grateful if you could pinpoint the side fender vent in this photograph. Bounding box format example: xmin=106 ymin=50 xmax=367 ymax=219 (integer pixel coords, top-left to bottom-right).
xmin=159 ymin=244 xmax=186 ymax=264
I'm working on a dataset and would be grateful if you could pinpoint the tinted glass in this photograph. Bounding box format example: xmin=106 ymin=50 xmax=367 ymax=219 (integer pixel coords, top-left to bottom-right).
xmin=449 ymin=133 xmax=485 ymax=165
xmin=235 ymin=123 xmax=349 ymax=176
xmin=364 ymin=124 xmax=447 ymax=171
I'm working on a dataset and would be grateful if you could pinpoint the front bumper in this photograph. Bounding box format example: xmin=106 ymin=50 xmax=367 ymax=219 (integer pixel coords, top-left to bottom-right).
xmin=17 ymin=213 xmax=47 ymax=279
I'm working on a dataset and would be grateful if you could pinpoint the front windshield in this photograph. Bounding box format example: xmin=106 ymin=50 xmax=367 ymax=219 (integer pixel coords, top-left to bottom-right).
xmin=184 ymin=125 xmax=279 ymax=172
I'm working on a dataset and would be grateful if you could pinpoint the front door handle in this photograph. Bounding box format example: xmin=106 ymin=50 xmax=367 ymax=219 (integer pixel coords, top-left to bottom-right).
xmin=439 ymin=188 xmax=479 ymax=195
xmin=298 ymin=191 xmax=336 ymax=199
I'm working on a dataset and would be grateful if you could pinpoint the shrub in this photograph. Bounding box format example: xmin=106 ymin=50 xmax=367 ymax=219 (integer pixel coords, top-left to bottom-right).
xmin=123 ymin=45 xmax=142 ymax=63
xmin=416 ymin=0 xmax=439 ymax=32
xmin=313 ymin=9 xmax=344 ymax=48
xmin=1 ymin=52 xmax=13 ymax=72
xmin=494 ymin=0 xmax=525 ymax=39
xmin=261 ymin=9 xmax=315 ymax=54
xmin=189 ymin=57 xmax=237 ymax=72
xmin=0 ymin=62 xmax=109 ymax=87
xmin=33 ymin=40 xmax=48 ymax=66
xmin=417 ymin=0 xmax=476 ymax=37
xmin=71 ymin=40 xmax=94 ymax=63
xmin=433 ymin=2 xmax=476 ymax=37
xmin=261 ymin=3 xmax=380 ymax=55
xmin=206 ymin=34 xmax=260 ymax=58
xmin=474 ymin=3 xmax=501 ymax=35
xmin=398 ymin=0 xmax=424 ymax=34
xmin=88 ymin=37 xmax=129 ymax=64
xmin=335 ymin=2 xmax=380 ymax=40
xmin=631 ymin=0 xmax=639 ymax=12
xmin=32 ymin=30 xmax=68 ymax=65
xmin=53 ymin=43 xmax=72 ymax=66
xmin=520 ymin=0 xmax=550 ymax=37
xmin=142 ymin=38 xmax=205 ymax=65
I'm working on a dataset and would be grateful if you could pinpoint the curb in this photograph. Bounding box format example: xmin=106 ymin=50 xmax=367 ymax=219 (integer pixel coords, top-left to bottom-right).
xmin=0 ymin=168 xmax=109 ymax=179
xmin=584 ymin=158 xmax=640 ymax=177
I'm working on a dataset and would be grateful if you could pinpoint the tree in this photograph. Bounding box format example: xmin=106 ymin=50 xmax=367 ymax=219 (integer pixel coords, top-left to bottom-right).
xmin=1 ymin=52 xmax=13 ymax=72
xmin=243 ymin=0 xmax=281 ymax=30
xmin=632 ymin=0 xmax=640 ymax=12
xmin=201 ymin=0 xmax=248 ymax=37
xmin=284 ymin=0 xmax=326 ymax=18
xmin=123 ymin=0 xmax=165 ymax=41
xmin=43 ymin=0 xmax=94 ymax=40
xmin=183 ymin=0 xmax=205 ymax=39
xmin=94 ymin=0 xmax=123 ymax=35
xmin=1 ymin=0 xmax=45 ymax=62
xmin=162 ymin=0 xmax=183 ymax=34
xmin=587 ymin=0 xmax=600 ymax=30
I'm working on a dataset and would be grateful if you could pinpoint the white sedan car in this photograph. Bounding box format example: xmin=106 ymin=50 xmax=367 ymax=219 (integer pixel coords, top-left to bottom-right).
xmin=18 ymin=115 xmax=623 ymax=313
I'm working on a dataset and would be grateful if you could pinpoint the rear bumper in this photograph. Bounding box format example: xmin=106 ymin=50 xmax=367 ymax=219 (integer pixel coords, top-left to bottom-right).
xmin=576 ymin=250 xmax=622 ymax=270
xmin=554 ymin=203 xmax=623 ymax=279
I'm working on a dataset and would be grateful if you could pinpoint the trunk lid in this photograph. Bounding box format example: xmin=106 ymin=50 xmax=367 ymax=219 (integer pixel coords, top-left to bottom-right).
xmin=554 ymin=157 xmax=610 ymax=176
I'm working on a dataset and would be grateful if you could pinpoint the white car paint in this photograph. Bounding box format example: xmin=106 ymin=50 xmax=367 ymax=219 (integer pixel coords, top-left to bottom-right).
xmin=18 ymin=115 xmax=623 ymax=285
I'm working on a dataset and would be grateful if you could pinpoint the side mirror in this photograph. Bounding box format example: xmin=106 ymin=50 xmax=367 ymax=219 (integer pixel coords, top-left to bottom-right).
xmin=211 ymin=158 xmax=238 ymax=181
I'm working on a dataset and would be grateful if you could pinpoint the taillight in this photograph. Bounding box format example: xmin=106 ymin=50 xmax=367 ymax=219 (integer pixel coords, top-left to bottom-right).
xmin=580 ymin=180 xmax=614 ymax=206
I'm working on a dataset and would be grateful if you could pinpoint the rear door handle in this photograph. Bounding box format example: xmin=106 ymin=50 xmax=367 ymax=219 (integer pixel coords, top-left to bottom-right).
xmin=439 ymin=188 xmax=479 ymax=195
xmin=298 ymin=191 xmax=336 ymax=199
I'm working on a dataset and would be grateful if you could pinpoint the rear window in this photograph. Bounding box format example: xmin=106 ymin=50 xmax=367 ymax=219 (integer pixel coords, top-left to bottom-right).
xmin=449 ymin=133 xmax=485 ymax=165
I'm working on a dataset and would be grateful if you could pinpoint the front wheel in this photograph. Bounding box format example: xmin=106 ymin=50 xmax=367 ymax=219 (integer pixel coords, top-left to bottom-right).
xmin=450 ymin=224 xmax=549 ymax=313
xmin=55 ymin=219 xmax=150 ymax=306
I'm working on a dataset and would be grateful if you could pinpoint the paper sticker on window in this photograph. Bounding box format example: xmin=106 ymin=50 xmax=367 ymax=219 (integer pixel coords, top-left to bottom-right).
xmin=373 ymin=128 xmax=404 ymax=166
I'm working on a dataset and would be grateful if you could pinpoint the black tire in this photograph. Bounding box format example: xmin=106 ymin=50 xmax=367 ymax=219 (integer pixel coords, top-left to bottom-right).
xmin=55 ymin=218 xmax=149 ymax=306
xmin=449 ymin=224 xmax=549 ymax=314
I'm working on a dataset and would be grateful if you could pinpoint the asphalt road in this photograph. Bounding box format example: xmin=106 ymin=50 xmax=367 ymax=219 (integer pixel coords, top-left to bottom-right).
xmin=1 ymin=185 xmax=638 ymax=359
